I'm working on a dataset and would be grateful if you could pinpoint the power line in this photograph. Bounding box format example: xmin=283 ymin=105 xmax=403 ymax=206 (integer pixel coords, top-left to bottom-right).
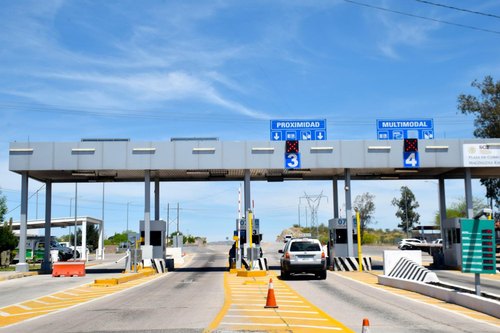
xmin=415 ymin=0 xmax=500 ymax=20
xmin=344 ymin=0 xmax=500 ymax=36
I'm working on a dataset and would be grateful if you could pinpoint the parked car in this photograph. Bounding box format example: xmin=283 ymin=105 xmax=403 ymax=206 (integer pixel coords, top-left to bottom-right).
xmin=279 ymin=237 xmax=327 ymax=280
xmin=13 ymin=237 xmax=73 ymax=262
xmin=398 ymin=238 xmax=425 ymax=250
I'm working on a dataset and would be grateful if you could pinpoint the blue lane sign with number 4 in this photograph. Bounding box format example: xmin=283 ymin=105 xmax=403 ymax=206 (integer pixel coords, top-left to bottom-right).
xmin=403 ymin=152 xmax=419 ymax=168
xmin=285 ymin=153 xmax=301 ymax=169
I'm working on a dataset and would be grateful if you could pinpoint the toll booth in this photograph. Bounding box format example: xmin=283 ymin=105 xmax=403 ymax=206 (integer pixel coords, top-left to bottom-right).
xmin=328 ymin=218 xmax=357 ymax=258
xmin=442 ymin=218 xmax=461 ymax=268
xmin=140 ymin=220 xmax=166 ymax=259
xmin=235 ymin=218 xmax=262 ymax=263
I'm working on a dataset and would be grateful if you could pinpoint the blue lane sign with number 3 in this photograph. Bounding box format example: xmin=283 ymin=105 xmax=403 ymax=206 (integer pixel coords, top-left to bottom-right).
xmin=285 ymin=153 xmax=301 ymax=169
xmin=403 ymin=152 xmax=419 ymax=168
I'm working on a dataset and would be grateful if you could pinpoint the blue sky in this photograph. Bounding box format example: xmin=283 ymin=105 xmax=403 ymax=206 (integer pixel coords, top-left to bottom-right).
xmin=0 ymin=1 xmax=499 ymax=241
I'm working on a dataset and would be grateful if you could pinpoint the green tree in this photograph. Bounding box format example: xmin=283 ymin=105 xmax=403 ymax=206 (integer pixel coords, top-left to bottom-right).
xmin=0 ymin=188 xmax=17 ymax=266
xmin=458 ymin=76 xmax=500 ymax=214
xmin=434 ymin=197 xmax=489 ymax=225
xmin=391 ymin=186 xmax=420 ymax=236
xmin=74 ymin=224 xmax=100 ymax=251
xmin=353 ymin=192 xmax=376 ymax=239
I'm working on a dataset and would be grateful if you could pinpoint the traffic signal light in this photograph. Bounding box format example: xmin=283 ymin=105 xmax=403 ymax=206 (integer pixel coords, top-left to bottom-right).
xmin=286 ymin=140 xmax=299 ymax=153
xmin=404 ymin=138 xmax=418 ymax=152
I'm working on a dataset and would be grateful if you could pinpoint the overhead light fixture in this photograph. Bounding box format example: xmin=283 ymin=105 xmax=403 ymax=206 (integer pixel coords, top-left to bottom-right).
xmin=286 ymin=169 xmax=311 ymax=173
xmin=394 ymin=169 xmax=419 ymax=173
xmin=425 ymin=145 xmax=448 ymax=150
xmin=368 ymin=146 xmax=391 ymax=151
xmin=192 ymin=147 xmax=216 ymax=153
xmin=381 ymin=176 xmax=399 ymax=180
xmin=186 ymin=170 xmax=210 ymax=175
xmin=210 ymin=170 xmax=229 ymax=177
xmin=72 ymin=148 xmax=96 ymax=153
xmin=71 ymin=171 xmax=96 ymax=177
xmin=310 ymin=146 xmax=333 ymax=152
xmin=251 ymin=147 xmax=275 ymax=152
xmin=9 ymin=148 xmax=33 ymax=153
xmin=132 ymin=147 xmax=156 ymax=152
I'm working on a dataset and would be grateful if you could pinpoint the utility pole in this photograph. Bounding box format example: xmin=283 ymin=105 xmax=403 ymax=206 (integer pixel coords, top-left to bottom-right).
xmin=300 ymin=192 xmax=328 ymax=238
xmin=166 ymin=203 xmax=170 ymax=247
xmin=176 ymin=202 xmax=179 ymax=235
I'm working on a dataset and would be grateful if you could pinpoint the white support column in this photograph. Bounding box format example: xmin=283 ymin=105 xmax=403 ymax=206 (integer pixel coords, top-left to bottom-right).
xmin=464 ymin=168 xmax=473 ymax=219
xmin=333 ymin=177 xmax=339 ymax=219
xmin=143 ymin=171 xmax=152 ymax=260
xmin=82 ymin=220 xmax=87 ymax=261
xmin=344 ymin=169 xmax=354 ymax=257
xmin=42 ymin=181 xmax=52 ymax=272
xmin=155 ymin=177 xmax=160 ymax=221
xmin=16 ymin=172 xmax=29 ymax=272
xmin=97 ymin=183 xmax=105 ymax=260
xmin=438 ymin=178 xmax=446 ymax=237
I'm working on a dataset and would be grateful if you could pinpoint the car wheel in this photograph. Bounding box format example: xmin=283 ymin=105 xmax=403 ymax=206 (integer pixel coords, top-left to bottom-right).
xmin=401 ymin=245 xmax=408 ymax=250
xmin=319 ymin=270 xmax=327 ymax=280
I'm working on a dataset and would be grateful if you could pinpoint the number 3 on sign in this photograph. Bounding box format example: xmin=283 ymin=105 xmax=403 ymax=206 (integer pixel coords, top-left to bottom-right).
xmin=285 ymin=153 xmax=301 ymax=169
xmin=403 ymin=152 xmax=419 ymax=168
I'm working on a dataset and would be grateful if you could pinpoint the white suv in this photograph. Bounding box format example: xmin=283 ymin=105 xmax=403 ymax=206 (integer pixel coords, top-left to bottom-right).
xmin=279 ymin=238 xmax=327 ymax=280
xmin=398 ymin=238 xmax=424 ymax=250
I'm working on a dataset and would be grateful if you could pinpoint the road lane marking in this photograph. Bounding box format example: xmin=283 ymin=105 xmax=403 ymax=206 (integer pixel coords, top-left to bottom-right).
xmin=0 ymin=273 xmax=165 ymax=329
xmin=206 ymin=272 xmax=354 ymax=333
xmin=219 ymin=322 xmax=343 ymax=330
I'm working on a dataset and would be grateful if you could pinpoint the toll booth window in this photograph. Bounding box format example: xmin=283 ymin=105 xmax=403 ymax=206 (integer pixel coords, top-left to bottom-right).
xmin=454 ymin=228 xmax=461 ymax=244
xmin=150 ymin=231 xmax=162 ymax=246
xmin=446 ymin=229 xmax=452 ymax=248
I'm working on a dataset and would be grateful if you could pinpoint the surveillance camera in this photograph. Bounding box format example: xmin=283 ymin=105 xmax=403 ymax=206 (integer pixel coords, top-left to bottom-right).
xmin=473 ymin=208 xmax=492 ymax=220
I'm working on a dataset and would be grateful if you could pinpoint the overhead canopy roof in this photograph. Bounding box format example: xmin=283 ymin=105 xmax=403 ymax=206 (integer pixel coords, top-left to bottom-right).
xmin=10 ymin=217 xmax=102 ymax=230
xmin=9 ymin=139 xmax=500 ymax=182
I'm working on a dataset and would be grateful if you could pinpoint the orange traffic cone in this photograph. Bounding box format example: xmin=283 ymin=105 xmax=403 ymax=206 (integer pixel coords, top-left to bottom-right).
xmin=264 ymin=278 xmax=279 ymax=308
xmin=361 ymin=318 xmax=370 ymax=333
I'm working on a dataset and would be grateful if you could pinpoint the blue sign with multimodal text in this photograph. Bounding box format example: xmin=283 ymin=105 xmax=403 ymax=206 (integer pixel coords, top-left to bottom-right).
xmin=377 ymin=119 xmax=434 ymax=140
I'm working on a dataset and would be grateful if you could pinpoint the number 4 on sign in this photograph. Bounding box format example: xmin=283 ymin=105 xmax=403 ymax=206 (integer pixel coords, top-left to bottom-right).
xmin=403 ymin=152 xmax=419 ymax=168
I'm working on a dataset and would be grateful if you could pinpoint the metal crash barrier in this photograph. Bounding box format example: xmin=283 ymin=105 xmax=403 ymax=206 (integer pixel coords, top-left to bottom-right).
xmin=52 ymin=261 xmax=86 ymax=277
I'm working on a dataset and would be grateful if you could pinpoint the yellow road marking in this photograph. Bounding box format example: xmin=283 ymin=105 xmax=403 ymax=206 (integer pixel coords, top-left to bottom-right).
xmin=0 ymin=273 xmax=162 ymax=328
xmin=205 ymin=272 xmax=354 ymax=333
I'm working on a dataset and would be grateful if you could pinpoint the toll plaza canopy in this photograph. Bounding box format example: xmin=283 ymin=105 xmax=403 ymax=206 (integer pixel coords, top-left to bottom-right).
xmin=8 ymin=138 xmax=500 ymax=272
xmin=8 ymin=138 xmax=500 ymax=181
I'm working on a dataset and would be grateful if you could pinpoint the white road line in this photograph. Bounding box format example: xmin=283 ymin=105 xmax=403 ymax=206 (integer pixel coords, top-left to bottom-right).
xmin=231 ymin=304 xmax=311 ymax=308
xmin=228 ymin=309 xmax=318 ymax=314
xmin=15 ymin=304 xmax=32 ymax=310
xmin=0 ymin=310 xmax=11 ymax=316
xmin=219 ymin=322 xmax=342 ymax=330
xmin=225 ymin=315 xmax=327 ymax=321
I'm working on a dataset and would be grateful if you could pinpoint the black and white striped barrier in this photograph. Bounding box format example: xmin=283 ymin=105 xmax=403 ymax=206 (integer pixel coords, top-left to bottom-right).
xmin=332 ymin=257 xmax=372 ymax=271
xmin=241 ymin=257 xmax=268 ymax=271
xmin=388 ymin=257 xmax=439 ymax=283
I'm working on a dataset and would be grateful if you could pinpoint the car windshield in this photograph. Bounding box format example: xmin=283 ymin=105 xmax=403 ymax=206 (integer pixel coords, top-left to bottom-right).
xmin=289 ymin=241 xmax=320 ymax=252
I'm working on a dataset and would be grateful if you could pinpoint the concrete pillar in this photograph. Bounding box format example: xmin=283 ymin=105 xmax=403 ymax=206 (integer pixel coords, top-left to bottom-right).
xmin=464 ymin=168 xmax=473 ymax=219
xmin=244 ymin=170 xmax=251 ymax=259
xmin=145 ymin=171 xmax=151 ymax=246
xmin=344 ymin=169 xmax=354 ymax=257
xmin=333 ymin=177 xmax=339 ymax=219
xmin=438 ymin=178 xmax=446 ymax=231
xmin=154 ymin=177 xmax=160 ymax=221
xmin=82 ymin=220 xmax=87 ymax=261
xmin=42 ymin=181 xmax=52 ymax=272
xmin=97 ymin=183 xmax=105 ymax=260
xmin=16 ymin=172 xmax=29 ymax=272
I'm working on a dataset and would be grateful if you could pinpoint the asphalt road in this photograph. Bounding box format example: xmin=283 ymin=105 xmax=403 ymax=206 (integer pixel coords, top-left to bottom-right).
xmin=1 ymin=243 xmax=498 ymax=333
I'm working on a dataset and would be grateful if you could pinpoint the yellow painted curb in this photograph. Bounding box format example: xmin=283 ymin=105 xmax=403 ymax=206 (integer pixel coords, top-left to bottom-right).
xmin=94 ymin=268 xmax=156 ymax=286
xmin=236 ymin=270 xmax=267 ymax=278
